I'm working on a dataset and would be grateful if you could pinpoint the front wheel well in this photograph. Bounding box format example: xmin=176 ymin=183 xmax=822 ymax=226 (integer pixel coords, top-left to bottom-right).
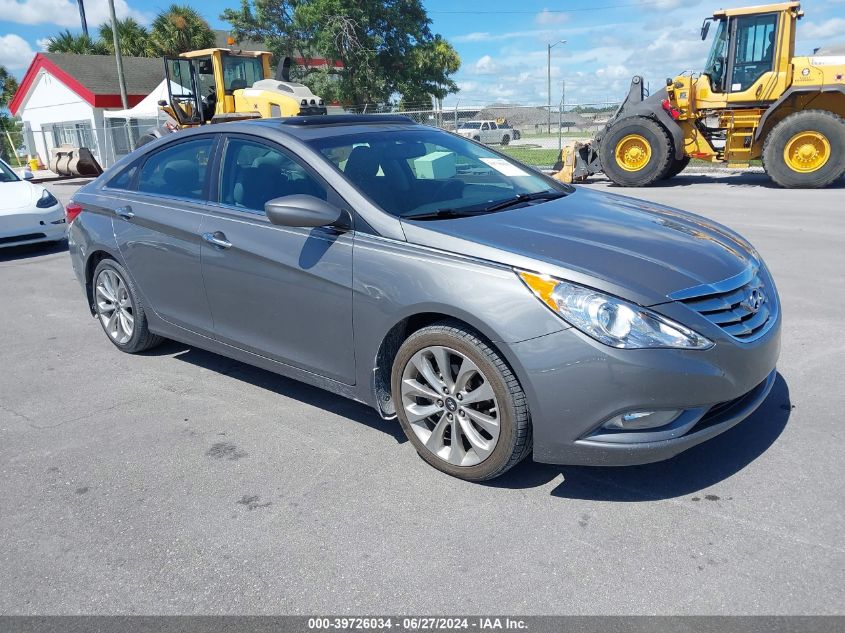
xmin=372 ymin=313 xmax=505 ymax=418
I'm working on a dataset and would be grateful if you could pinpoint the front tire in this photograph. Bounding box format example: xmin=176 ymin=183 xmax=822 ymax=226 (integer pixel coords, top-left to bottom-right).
xmin=762 ymin=109 xmax=845 ymax=188
xmin=501 ymin=134 xmax=510 ymax=146
xmin=391 ymin=322 xmax=531 ymax=481
xmin=600 ymin=116 xmax=674 ymax=187
xmin=92 ymin=259 xmax=163 ymax=353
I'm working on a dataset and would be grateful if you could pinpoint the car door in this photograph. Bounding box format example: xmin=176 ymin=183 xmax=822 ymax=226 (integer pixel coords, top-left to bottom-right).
xmin=726 ymin=12 xmax=781 ymax=103
xmin=200 ymin=134 xmax=355 ymax=384
xmin=109 ymin=136 xmax=216 ymax=334
xmin=480 ymin=122 xmax=492 ymax=143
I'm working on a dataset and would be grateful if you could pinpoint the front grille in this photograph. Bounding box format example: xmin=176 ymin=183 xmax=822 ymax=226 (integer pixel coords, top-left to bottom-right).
xmin=0 ymin=232 xmax=46 ymax=245
xmin=671 ymin=265 xmax=776 ymax=342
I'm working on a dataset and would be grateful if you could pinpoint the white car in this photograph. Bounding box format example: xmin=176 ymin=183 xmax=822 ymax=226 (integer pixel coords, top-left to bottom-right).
xmin=455 ymin=120 xmax=515 ymax=145
xmin=0 ymin=158 xmax=66 ymax=248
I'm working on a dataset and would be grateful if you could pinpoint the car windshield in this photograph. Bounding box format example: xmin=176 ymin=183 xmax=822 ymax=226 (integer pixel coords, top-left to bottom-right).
xmin=0 ymin=159 xmax=20 ymax=183
xmin=309 ymin=127 xmax=570 ymax=218
xmin=459 ymin=122 xmax=482 ymax=129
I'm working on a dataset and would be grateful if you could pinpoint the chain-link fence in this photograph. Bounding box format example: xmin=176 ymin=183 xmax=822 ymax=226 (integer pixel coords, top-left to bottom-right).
xmin=21 ymin=103 xmax=620 ymax=173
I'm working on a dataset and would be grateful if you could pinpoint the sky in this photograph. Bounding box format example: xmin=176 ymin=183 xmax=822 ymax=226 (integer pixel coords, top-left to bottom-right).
xmin=1 ymin=0 xmax=844 ymax=108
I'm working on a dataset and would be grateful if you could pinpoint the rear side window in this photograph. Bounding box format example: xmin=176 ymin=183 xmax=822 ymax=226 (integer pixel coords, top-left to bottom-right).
xmin=106 ymin=162 xmax=139 ymax=190
xmin=138 ymin=138 xmax=214 ymax=201
xmin=219 ymin=137 xmax=327 ymax=212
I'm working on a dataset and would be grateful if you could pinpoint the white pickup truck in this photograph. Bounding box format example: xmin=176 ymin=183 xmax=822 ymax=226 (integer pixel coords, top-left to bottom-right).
xmin=455 ymin=120 xmax=516 ymax=145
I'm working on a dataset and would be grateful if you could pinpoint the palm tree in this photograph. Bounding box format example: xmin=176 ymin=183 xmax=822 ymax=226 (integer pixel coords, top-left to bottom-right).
xmin=45 ymin=30 xmax=109 ymax=55
xmin=148 ymin=4 xmax=215 ymax=57
xmin=98 ymin=17 xmax=150 ymax=58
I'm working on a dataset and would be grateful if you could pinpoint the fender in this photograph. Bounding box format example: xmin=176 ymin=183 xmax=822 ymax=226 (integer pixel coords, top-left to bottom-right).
xmin=756 ymin=85 xmax=845 ymax=140
xmin=616 ymin=87 xmax=687 ymax=160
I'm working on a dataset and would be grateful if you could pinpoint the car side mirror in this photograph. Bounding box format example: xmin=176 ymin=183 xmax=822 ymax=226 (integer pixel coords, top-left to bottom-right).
xmin=22 ymin=168 xmax=34 ymax=180
xmin=264 ymin=194 xmax=344 ymax=228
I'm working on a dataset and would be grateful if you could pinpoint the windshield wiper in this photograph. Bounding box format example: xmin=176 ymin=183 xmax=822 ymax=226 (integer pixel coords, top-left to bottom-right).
xmin=402 ymin=208 xmax=484 ymax=221
xmin=481 ymin=190 xmax=567 ymax=213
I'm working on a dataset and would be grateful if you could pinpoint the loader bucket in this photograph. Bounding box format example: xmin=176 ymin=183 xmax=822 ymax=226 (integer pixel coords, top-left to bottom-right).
xmin=48 ymin=144 xmax=103 ymax=178
xmin=552 ymin=141 xmax=600 ymax=184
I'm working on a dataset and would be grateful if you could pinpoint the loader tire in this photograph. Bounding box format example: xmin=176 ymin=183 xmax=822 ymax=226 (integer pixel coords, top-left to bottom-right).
xmin=663 ymin=156 xmax=691 ymax=180
xmin=600 ymin=116 xmax=674 ymax=187
xmin=762 ymin=110 xmax=845 ymax=188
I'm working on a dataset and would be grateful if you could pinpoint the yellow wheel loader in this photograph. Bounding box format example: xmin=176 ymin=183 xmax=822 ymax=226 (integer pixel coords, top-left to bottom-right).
xmin=139 ymin=48 xmax=327 ymax=146
xmin=554 ymin=2 xmax=845 ymax=188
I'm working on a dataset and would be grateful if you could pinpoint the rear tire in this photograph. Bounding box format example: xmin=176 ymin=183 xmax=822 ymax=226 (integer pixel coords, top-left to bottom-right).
xmin=663 ymin=156 xmax=691 ymax=180
xmin=600 ymin=116 xmax=674 ymax=187
xmin=501 ymin=134 xmax=510 ymax=146
xmin=391 ymin=322 xmax=531 ymax=481
xmin=92 ymin=259 xmax=163 ymax=354
xmin=762 ymin=109 xmax=845 ymax=188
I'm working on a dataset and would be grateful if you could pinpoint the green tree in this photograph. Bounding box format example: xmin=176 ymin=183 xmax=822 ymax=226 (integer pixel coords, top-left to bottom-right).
xmin=1 ymin=66 xmax=22 ymax=163
xmin=98 ymin=17 xmax=150 ymax=58
xmin=222 ymin=0 xmax=461 ymax=107
xmin=1 ymin=66 xmax=18 ymax=108
xmin=45 ymin=30 xmax=109 ymax=55
xmin=399 ymin=35 xmax=460 ymax=109
xmin=148 ymin=4 xmax=215 ymax=57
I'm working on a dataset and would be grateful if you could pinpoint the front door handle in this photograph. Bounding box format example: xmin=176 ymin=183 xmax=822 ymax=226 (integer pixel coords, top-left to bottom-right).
xmin=114 ymin=205 xmax=135 ymax=220
xmin=202 ymin=231 xmax=232 ymax=249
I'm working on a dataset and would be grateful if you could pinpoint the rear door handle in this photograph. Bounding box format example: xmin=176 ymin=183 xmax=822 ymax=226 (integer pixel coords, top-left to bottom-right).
xmin=202 ymin=231 xmax=232 ymax=249
xmin=114 ymin=205 xmax=134 ymax=220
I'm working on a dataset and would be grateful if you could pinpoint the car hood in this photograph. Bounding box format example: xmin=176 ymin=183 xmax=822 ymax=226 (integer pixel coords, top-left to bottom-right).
xmin=400 ymin=187 xmax=758 ymax=306
xmin=0 ymin=181 xmax=41 ymax=212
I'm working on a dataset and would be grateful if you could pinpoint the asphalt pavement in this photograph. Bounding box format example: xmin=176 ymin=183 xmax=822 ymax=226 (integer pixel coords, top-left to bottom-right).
xmin=1 ymin=172 xmax=843 ymax=614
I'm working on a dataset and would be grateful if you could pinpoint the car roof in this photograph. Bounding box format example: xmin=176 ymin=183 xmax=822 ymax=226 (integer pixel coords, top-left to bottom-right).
xmin=236 ymin=114 xmax=424 ymax=141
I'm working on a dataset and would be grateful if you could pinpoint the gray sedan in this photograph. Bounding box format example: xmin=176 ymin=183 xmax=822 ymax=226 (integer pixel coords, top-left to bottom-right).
xmin=67 ymin=115 xmax=781 ymax=481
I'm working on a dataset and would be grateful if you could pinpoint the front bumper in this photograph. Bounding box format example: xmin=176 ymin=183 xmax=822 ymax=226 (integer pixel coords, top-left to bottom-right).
xmin=0 ymin=205 xmax=67 ymax=248
xmin=504 ymin=304 xmax=782 ymax=466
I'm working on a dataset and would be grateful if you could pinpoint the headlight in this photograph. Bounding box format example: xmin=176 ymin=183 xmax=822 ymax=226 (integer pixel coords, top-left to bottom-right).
xmin=518 ymin=270 xmax=713 ymax=350
xmin=36 ymin=189 xmax=59 ymax=208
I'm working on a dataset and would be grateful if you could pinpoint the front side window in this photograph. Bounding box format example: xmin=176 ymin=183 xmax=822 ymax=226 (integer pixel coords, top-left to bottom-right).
xmin=731 ymin=13 xmax=778 ymax=92
xmin=138 ymin=138 xmax=214 ymax=201
xmin=310 ymin=127 xmax=569 ymax=218
xmin=703 ymin=19 xmax=728 ymax=91
xmin=219 ymin=138 xmax=327 ymax=211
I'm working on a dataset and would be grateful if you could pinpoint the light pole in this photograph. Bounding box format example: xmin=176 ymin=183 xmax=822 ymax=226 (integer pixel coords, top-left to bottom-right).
xmin=547 ymin=40 xmax=566 ymax=134
xmin=77 ymin=0 xmax=88 ymax=37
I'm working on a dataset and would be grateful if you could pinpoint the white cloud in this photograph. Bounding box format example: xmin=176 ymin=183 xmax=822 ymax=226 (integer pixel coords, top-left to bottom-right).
xmin=453 ymin=29 xmax=561 ymax=43
xmin=642 ymin=0 xmax=701 ymax=9
xmin=535 ymin=9 xmax=568 ymax=25
xmin=801 ymin=18 xmax=845 ymax=40
xmin=35 ymin=37 xmax=50 ymax=50
xmin=473 ymin=55 xmax=499 ymax=75
xmin=596 ymin=64 xmax=631 ymax=79
xmin=0 ymin=0 xmax=152 ymax=28
xmin=0 ymin=33 xmax=36 ymax=70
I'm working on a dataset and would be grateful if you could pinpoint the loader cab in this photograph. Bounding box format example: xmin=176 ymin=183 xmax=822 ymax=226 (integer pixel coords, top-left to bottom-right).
xmin=699 ymin=2 xmax=801 ymax=106
xmin=163 ymin=49 xmax=273 ymax=127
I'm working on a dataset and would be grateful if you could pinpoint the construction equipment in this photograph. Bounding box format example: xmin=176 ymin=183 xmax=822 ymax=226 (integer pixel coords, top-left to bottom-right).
xmin=139 ymin=48 xmax=327 ymax=145
xmin=47 ymin=145 xmax=103 ymax=177
xmin=553 ymin=2 xmax=845 ymax=188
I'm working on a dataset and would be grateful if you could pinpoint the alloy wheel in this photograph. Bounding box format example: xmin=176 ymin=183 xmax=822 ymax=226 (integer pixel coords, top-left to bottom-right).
xmin=95 ymin=268 xmax=135 ymax=345
xmin=400 ymin=345 xmax=501 ymax=467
